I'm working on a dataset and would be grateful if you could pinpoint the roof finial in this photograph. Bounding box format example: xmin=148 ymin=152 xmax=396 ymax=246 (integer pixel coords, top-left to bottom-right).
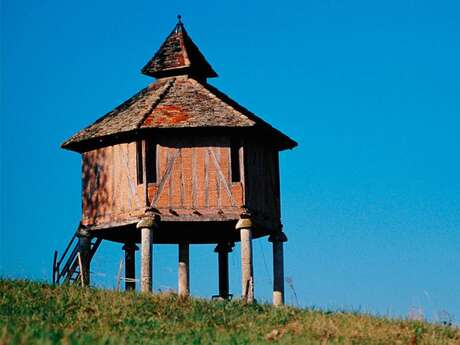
xmin=175 ymin=14 xmax=183 ymax=33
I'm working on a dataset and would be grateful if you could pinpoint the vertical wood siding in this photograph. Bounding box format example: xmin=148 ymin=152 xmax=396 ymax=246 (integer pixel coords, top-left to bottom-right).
xmin=244 ymin=140 xmax=280 ymax=220
xmin=82 ymin=142 xmax=143 ymax=226
xmin=149 ymin=136 xmax=244 ymax=210
xmin=82 ymin=135 xmax=245 ymax=227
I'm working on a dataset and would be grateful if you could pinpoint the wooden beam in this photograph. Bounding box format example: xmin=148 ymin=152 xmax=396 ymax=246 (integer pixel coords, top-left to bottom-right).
xmin=214 ymin=242 xmax=233 ymax=299
xmin=142 ymin=139 xmax=148 ymax=206
xmin=123 ymin=243 xmax=138 ymax=291
xmin=78 ymin=235 xmax=91 ymax=287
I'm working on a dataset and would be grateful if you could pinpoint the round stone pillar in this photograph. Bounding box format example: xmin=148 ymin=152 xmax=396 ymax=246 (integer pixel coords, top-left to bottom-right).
xmin=268 ymin=231 xmax=288 ymax=306
xmin=136 ymin=213 xmax=159 ymax=293
xmin=236 ymin=217 xmax=254 ymax=304
xmin=178 ymin=242 xmax=190 ymax=297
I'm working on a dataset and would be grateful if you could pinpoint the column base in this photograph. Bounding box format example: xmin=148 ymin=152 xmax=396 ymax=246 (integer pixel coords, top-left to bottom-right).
xmin=273 ymin=291 xmax=284 ymax=306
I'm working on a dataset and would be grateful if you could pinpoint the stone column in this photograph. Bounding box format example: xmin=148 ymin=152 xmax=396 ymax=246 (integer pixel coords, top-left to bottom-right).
xmin=178 ymin=242 xmax=190 ymax=297
xmin=236 ymin=217 xmax=254 ymax=304
xmin=269 ymin=231 xmax=288 ymax=306
xmin=77 ymin=228 xmax=91 ymax=287
xmin=214 ymin=242 xmax=233 ymax=299
xmin=122 ymin=243 xmax=139 ymax=291
xmin=136 ymin=213 xmax=159 ymax=293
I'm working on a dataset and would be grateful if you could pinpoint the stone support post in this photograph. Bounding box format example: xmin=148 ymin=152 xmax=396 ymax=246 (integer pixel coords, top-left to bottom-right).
xmin=178 ymin=242 xmax=190 ymax=297
xmin=137 ymin=213 xmax=159 ymax=293
xmin=269 ymin=231 xmax=288 ymax=306
xmin=236 ymin=217 xmax=254 ymax=304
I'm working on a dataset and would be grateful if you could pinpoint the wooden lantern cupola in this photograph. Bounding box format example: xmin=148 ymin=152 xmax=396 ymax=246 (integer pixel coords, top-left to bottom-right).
xmin=57 ymin=16 xmax=297 ymax=305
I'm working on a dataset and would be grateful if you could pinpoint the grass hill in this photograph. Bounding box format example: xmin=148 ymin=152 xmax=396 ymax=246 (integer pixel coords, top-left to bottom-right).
xmin=0 ymin=280 xmax=458 ymax=345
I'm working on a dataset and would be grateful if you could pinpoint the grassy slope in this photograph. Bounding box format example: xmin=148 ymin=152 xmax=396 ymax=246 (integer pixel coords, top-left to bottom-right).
xmin=0 ymin=280 xmax=458 ymax=345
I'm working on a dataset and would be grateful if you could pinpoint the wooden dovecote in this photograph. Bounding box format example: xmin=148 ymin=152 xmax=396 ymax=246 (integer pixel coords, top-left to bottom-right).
xmin=57 ymin=17 xmax=296 ymax=305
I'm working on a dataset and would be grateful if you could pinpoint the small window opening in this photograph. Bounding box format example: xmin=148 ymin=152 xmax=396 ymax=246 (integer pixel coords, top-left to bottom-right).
xmin=145 ymin=140 xmax=157 ymax=183
xmin=136 ymin=141 xmax=143 ymax=185
xmin=136 ymin=140 xmax=157 ymax=184
xmin=231 ymin=138 xmax=241 ymax=182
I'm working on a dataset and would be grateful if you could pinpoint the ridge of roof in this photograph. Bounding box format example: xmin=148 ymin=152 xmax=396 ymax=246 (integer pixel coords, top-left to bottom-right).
xmin=135 ymin=79 xmax=176 ymax=128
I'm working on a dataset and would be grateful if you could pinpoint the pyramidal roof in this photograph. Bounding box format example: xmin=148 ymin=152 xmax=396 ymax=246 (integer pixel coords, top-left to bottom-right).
xmin=141 ymin=16 xmax=217 ymax=79
xmin=62 ymin=18 xmax=297 ymax=152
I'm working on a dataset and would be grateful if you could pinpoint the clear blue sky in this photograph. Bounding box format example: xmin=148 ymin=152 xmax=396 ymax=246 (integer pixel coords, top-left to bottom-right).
xmin=1 ymin=0 xmax=459 ymax=323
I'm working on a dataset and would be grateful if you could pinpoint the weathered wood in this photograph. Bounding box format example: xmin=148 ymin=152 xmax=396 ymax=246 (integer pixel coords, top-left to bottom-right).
xmin=191 ymin=146 xmax=197 ymax=208
xmin=123 ymin=243 xmax=138 ymax=291
xmin=242 ymin=140 xmax=280 ymax=223
xmin=204 ymin=148 xmax=209 ymax=207
xmin=142 ymin=140 xmax=149 ymax=206
xmin=77 ymin=252 xmax=85 ymax=287
xmin=116 ymin=257 xmax=123 ymax=291
xmin=168 ymin=149 xmax=173 ymax=207
xmin=78 ymin=235 xmax=91 ymax=286
xmin=178 ymin=242 xmax=190 ymax=297
xmin=208 ymin=148 xmax=236 ymax=207
xmin=239 ymin=144 xmax=245 ymax=190
xmin=152 ymin=147 xmax=179 ymax=206
xmin=269 ymin=231 xmax=287 ymax=306
xmin=272 ymin=241 xmax=284 ymax=306
xmin=80 ymin=135 xmax=285 ymax=242
xmin=52 ymin=250 xmax=58 ymax=285
xmin=218 ymin=251 xmax=228 ymax=297
xmin=111 ymin=145 xmax=116 ymax=211
xmin=179 ymin=149 xmax=185 ymax=208
xmin=215 ymin=242 xmax=232 ymax=299
xmin=121 ymin=145 xmax=133 ymax=209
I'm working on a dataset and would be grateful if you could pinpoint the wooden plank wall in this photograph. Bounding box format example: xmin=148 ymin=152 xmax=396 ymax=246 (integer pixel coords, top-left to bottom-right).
xmin=244 ymin=140 xmax=280 ymax=220
xmin=82 ymin=142 xmax=143 ymax=226
xmin=81 ymin=135 xmax=245 ymax=227
xmin=149 ymin=135 xmax=244 ymax=212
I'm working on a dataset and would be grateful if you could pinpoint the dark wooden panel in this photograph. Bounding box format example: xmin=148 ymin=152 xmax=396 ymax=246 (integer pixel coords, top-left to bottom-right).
xmin=243 ymin=139 xmax=280 ymax=223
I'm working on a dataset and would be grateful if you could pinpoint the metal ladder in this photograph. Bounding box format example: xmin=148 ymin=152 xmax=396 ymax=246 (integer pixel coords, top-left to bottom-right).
xmin=53 ymin=228 xmax=102 ymax=285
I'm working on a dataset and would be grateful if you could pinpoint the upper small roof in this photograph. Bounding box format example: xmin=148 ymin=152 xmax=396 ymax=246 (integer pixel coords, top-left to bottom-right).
xmin=62 ymin=18 xmax=297 ymax=152
xmin=141 ymin=16 xmax=217 ymax=79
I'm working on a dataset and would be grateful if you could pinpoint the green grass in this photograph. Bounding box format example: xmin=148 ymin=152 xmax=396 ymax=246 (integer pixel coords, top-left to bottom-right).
xmin=0 ymin=280 xmax=458 ymax=345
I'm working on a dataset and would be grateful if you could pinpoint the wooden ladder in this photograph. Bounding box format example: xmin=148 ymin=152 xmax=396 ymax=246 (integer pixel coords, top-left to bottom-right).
xmin=53 ymin=229 xmax=102 ymax=285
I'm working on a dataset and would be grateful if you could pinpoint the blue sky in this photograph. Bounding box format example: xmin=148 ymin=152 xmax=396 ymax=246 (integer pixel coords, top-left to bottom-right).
xmin=1 ymin=0 xmax=459 ymax=323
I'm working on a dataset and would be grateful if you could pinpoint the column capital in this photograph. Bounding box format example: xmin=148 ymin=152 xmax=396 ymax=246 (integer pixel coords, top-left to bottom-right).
xmin=77 ymin=226 xmax=91 ymax=238
xmin=122 ymin=243 xmax=139 ymax=251
xmin=136 ymin=213 xmax=160 ymax=229
xmin=268 ymin=232 xmax=288 ymax=243
xmin=239 ymin=206 xmax=252 ymax=218
xmin=214 ymin=241 xmax=234 ymax=253
xmin=236 ymin=218 xmax=252 ymax=230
